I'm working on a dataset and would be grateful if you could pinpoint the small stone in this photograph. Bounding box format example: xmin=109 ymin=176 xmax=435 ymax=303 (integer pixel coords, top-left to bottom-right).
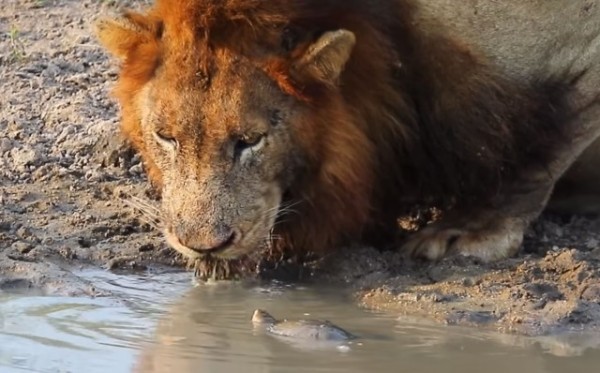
xmin=581 ymin=284 xmax=600 ymax=302
xmin=445 ymin=310 xmax=498 ymax=326
xmin=423 ymin=291 xmax=456 ymax=303
xmin=106 ymin=258 xmax=119 ymax=270
xmin=527 ymin=299 xmax=547 ymax=311
xmin=42 ymin=62 xmax=61 ymax=78
xmin=461 ymin=277 xmax=475 ymax=286
xmin=585 ymin=238 xmax=599 ymax=250
xmin=41 ymin=237 xmax=54 ymax=245
xmin=138 ymin=243 xmax=154 ymax=252
xmin=10 ymin=146 xmax=41 ymax=172
xmin=0 ymin=138 xmax=12 ymax=153
xmin=77 ymin=237 xmax=93 ymax=248
xmin=59 ymin=247 xmax=77 ymax=260
xmin=16 ymin=226 xmax=32 ymax=239
xmin=11 ymin=241 xmax=33 ymax=254
xmin=523 ymin=282 xmax=564 ymax=301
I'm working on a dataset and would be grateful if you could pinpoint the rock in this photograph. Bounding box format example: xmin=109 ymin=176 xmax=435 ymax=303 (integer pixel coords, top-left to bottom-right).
xmin=10 ymin=145 xmax=41 ymax=171
xmin=523 ymin=282 xmax=564 ymax=301
xmin=91 ymin=133 xmax=136 ymax=169
xmin=0 ymin=138 xmax=12 ymax=153
xmin=11 ymin=241 xmax=34 ymax=254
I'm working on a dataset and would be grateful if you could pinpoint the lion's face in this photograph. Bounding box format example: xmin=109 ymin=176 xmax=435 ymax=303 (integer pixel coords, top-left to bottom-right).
xmin=96 ymin=5 xmax=361 ymax=260
xmin=140 ymin=52 xmax=312 ymax=260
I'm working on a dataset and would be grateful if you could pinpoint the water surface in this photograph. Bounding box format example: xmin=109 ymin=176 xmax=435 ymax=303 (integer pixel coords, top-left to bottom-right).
xmin=0 ymin=269 xmax=599 ymax=373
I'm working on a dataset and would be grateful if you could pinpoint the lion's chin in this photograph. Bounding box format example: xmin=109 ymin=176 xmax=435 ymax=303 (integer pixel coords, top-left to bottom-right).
xmin=193 ymin=249 xmax=270 ymax=281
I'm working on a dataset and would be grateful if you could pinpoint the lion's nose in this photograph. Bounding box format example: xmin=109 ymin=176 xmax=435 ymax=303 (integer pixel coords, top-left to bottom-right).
xmin=177 ymin=225 xmax=237 ymax=254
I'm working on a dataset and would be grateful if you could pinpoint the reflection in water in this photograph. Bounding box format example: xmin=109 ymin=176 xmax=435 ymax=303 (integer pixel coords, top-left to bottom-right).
xmin=133 ymin=282 xmax=364 ymax=373
xmin=133 ymin=280 xmax=600 ymax=373
xmin=0 ymin=270 xmax=599 ymax=373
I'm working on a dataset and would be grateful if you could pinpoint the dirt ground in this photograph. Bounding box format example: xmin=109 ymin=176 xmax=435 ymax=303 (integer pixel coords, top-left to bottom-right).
xmin=1 ymin=0 xmax=600 ymax=340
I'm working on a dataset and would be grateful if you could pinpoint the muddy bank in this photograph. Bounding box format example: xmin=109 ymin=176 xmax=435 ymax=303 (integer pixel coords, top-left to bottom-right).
xmin=0 ymin=0 xmax=186 ymax=295
xmin=1 ymin=0 xmax=599 ymax=338
xmin=315 ymin=238 xmax=600 ymax=337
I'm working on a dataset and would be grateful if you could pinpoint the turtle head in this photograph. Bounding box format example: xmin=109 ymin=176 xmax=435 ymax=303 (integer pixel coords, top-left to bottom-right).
xmin=252 ymin=309 xmax=276 ymax=325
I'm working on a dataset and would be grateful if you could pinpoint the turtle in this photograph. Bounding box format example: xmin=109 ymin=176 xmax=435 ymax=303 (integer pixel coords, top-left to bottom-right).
xmin=251 ymin=309 xmax=356 ymax=341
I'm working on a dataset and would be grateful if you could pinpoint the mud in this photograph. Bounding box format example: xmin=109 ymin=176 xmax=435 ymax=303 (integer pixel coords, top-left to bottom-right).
xmin=1 ymin=0 xmax=599 ymax=338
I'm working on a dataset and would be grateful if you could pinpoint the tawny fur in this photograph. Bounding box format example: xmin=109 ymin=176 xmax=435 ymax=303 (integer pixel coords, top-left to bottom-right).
xmin=96 ymin=0 xmax=595 ymax=263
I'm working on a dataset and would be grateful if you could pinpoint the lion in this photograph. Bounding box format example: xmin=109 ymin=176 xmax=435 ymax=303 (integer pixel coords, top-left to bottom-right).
xmin=95 ymin=0 xmax=600 ymax=272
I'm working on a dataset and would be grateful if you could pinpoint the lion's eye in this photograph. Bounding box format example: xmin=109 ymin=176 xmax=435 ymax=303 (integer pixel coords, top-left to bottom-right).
xmin=153 ymin=130 xmax=178 ymax=150
xmin=234 ymin=133 xmax=265 ymax=160
xmin=237 ymin=133 xmax=264 ymax=148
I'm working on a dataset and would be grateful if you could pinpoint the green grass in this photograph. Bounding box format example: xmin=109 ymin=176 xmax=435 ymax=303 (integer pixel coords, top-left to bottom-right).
xmin=8 ymin=24 xmax=26 ymax=62
xmin=33 ymin=0 xmax=47 ymax=8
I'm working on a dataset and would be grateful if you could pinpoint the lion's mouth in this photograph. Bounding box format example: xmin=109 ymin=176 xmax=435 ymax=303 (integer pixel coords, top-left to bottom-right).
xmin=164 ymin=229 xmax=204 ymax=259
xmin=163 ymin=228 xmax=238 ymax=259
xmin=201 ymin=230 xmax=237 ymax=254
xmin=164 ymin=227 xmax=262 ymax=260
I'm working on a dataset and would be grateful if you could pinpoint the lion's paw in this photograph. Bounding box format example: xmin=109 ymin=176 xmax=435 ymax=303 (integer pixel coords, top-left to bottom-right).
xmin=401 ymin=217 xmax=526 ymax=262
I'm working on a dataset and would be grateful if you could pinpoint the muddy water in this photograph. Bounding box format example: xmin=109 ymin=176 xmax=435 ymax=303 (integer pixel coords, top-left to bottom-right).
xmin=0 ymin=271 xmax=599 ymax=373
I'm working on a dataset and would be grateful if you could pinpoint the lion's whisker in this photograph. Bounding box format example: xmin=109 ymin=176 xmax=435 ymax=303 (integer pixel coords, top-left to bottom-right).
xmin=124 ymin=197 xmax=164 ymax=231
xmin=125 ymin=196 xmax=159 ymax=210
xmin=126 ymin=196 xmax=161 ymax=213
xmin=136 ymin=215 xmax=162 ymax=230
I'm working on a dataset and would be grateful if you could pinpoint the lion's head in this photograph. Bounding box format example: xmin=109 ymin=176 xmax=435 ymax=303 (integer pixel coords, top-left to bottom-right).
xmin=95 ymin=0 xmax=395 ymax=261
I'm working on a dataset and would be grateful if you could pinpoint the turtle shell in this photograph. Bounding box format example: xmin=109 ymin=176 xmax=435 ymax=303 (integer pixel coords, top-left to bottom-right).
xmin=253 ymin=309 xmax=355 ymax=341
xmin=267 ymin=319 xmax=355 ymax=341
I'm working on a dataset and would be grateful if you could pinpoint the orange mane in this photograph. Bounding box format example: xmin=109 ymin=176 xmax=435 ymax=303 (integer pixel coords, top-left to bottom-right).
xmin=105 ymin=0 xmax=572 ymax=255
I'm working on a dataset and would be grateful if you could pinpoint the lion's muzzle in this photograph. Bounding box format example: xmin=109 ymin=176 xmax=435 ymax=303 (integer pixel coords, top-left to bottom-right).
xmin=167 ymin=222 xmax=240 ymax=256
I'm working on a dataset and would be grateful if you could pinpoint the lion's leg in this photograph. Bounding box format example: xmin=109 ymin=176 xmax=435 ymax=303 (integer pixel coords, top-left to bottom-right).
xmin=403 ymin=101 xmax=600 ymax=262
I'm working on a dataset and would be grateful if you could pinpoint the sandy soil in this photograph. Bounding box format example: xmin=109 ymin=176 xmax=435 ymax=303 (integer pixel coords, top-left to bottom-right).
xmin=1 ymin=0 xmax=599 ymax=339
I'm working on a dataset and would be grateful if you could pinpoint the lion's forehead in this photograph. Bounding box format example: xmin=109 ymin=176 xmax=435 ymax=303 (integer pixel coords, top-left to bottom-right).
xmin=146 ymin=56 xmax=284 ymax=140
xmin=162 ymin=49 xmax=277 ymax=98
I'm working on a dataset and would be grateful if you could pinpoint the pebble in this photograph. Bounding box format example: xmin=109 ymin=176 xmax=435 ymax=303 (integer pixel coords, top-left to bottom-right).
xmin=10 ymin=146 xmax=41 ymax=171
xmin=16 ymin=226 xmax=32 ymax=239
xmin=0 ymin=138 xmax=12 ymax=153
xmin=11 ymin=241 xmax=34 ymax=254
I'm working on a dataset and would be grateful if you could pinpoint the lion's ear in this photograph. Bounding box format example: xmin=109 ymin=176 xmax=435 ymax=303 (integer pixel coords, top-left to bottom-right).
xmin=94 ymin=12 xmax=158 ymax=60
xmin=292 ymin=29 xmax=356 ymax=86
